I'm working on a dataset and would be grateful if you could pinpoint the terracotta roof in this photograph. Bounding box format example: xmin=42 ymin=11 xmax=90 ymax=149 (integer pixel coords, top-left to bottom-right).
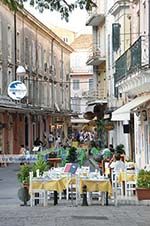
xmin=70 ymin=34 xmax=93 ymax=49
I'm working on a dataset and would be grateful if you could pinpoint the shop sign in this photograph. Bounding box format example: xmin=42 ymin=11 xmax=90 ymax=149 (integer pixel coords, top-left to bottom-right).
xmin=0 ymin=154 xmax=37 ymax=163
xmin=7 ymin=80 xmax=27 ymax=100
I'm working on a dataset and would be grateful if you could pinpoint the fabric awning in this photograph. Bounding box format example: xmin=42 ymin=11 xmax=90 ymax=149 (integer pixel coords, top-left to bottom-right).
xmin=111 ymin=95 xmax=150 ymax=121
xmin=71 ymin=118 xmax=89 ymax=124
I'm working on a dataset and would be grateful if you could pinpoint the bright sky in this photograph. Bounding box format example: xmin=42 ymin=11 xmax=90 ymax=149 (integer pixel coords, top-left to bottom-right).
xmin=24 ymin=2 xmax=92 ymax=34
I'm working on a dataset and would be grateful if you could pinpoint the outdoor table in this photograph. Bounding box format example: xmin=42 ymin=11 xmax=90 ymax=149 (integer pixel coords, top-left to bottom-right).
xmin=31 ymin=177 xmax=66 ymax=205
xmin=47 ymin=158 xmax=62 ymax=167
xmin=80 ymin=178 xmax=112 ymax=205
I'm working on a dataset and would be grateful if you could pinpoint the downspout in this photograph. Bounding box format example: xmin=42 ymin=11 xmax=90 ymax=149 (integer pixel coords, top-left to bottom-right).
xmin=51 ymin=39 xmax=54 ymax=109
xmin=148 ymin=0 xmax=150 ymax=68
xmin=14 ymin=11 xmax=17 ymax=80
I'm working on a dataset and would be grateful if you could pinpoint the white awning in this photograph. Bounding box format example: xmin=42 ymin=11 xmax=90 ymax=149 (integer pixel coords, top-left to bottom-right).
xmin=111 ymin=95 xmax=150 ymax=121
xmin=71 ymin=118 xmax=89 ymax=124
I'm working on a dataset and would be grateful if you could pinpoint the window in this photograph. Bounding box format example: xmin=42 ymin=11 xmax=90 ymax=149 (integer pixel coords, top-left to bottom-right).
xmin=89 ymin=79 xmax=94 ymax=91
xmin=43 ymin=81 xmax=48 ymax=106
xmin=0 ymin=67 xmax=2 ymax=94
xmin=0 ymin=19 xmax=2 ymax=56
xmin=25 ymin=37 xmax=29 ymax=65
xmin=73 ymin=80 xmax=79 ymax=90
xmin=16 ymin=32 xmax=20 ymax=62
xmin=8 ymin=25 xmax=12 ymax=61
xmin=107 ymin=34 xmax=110 ymax=70
xmin=72 ymin=97 xmax=80 ymax=112
xmin=49 ymin=50 xmax=52 ymax=68
xmin=38 ymin=44 xmax=42 ymax=69
xmin=32 ymin=40 xmax=36 ymax=68
xmin=63 ymin=37 xmax=68 ymax=43
xmin=43 ymin=49 xmax=47 ymax=72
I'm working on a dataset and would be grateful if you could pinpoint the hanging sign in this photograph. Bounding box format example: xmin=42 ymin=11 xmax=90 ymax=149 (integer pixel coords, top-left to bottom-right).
xmin=8 ymin=80 xmax=27 ymax=100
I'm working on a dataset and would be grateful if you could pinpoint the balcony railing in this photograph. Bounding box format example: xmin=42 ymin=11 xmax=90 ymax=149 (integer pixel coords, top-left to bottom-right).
xmin=114 ymin=35 xmax=149 ymax=84
xmin=86 ymin=45 xmax=106 ymax=65
xmin=86 ymin=0 xmax=105 ymax=26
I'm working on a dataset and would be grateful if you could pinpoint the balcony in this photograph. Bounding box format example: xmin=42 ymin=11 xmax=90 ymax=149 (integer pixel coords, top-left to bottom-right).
xmin=86 ymin=0 xmax=105 ymax=26
xmin=86 ymin=46 xmax=106 ymax=66
xmin=114 ymin=35 xmax=150 ymax=95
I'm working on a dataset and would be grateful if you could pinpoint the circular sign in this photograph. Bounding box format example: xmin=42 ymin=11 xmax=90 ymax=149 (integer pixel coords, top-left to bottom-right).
xmin=8 ymin=80 xmax=27 ymax=100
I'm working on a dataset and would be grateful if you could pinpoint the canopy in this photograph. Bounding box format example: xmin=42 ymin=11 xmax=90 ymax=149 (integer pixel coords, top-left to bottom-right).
xmin=111 ymin=95 xmax=150 ymax=121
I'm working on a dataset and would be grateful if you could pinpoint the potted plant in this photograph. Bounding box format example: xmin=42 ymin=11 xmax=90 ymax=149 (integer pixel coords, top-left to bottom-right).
xmin=17 ymin=164 xmax=31 ymax=206
xmin=136 ymin=169 xmax=150 ymax=200
xmin=17 ymin=164 xmax=31 ymax=186
xmin=32 ymin=155 xmax=49 ymax=176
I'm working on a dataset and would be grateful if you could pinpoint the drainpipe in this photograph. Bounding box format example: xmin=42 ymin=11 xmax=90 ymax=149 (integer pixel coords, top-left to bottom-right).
xmin=149 ymin=0 xmax=150 ymax=66
xmin=14 ymin=11 xmax=17 ymax=80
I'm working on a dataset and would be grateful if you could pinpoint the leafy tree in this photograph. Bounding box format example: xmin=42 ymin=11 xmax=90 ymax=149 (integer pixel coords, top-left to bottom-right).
xmin=2 ymin=0 xmax=97 ymax=21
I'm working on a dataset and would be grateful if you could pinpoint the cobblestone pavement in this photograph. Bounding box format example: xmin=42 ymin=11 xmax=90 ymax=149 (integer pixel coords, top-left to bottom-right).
xmin=0 ymin=204 xmax=150 ymax=226
xmin=0 ymin=164 xmax=150 ymax=226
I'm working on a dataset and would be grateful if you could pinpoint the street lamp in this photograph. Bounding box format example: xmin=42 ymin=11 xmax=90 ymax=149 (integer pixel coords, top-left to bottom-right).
xmin=7 ymin=65 xmax=27 ymax=101
xmin=16 ymin=65 xmax=26 ymax=81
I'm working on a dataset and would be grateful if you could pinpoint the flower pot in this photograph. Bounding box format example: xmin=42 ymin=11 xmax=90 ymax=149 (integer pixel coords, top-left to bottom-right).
xmin=18 ymin=186 xmax=30 ymax=206
xmin=136 ymin=188 xmax=150 ymax=200
xmin=22 ymin=182 xmax=29 ymax=190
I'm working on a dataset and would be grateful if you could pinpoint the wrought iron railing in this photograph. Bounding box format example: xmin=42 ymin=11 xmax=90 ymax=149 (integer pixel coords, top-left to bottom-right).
xmin=87 ymin=44 xmax=105 ymax=62
xmin=114 ymin=35 xmax=149 ymax=84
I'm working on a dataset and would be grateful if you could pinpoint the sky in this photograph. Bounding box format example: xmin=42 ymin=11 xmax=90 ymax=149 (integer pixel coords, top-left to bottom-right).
xmin=24 ymin=2 xmax=92 ymax=34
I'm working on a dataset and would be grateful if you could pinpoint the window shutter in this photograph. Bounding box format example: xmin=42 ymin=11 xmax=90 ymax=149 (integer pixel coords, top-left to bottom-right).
xmin=112 ymin=23 xmax=121 ymax=52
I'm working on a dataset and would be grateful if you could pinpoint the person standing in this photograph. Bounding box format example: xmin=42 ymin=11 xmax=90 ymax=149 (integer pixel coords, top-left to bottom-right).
xmin=48 ymin=132 xmax=54 ymax=148
xmin=19 ymin=145 xmax=26 ymax=155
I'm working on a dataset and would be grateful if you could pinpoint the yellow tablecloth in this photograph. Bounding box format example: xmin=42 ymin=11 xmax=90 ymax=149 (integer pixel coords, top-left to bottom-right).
xmin=80 ymin=179 xmax=112 ymax=196
xmin=32 ymin=178 xmax=66 ymax=193
xmin=118 ymin=172 xmax=137 ymax=183
xmin=31 ymin=176 xmax=112 ymax=196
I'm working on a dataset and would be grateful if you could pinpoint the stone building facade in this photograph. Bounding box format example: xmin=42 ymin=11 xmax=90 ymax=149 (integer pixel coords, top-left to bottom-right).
xmin=0 ymin=2 xmax=73 ymax=154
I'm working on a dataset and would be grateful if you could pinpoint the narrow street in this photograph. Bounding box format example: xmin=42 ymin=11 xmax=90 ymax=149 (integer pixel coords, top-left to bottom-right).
xmin=0 ymin=164 xmax=20 ymax=206
xmin=0 ymin=164 xmax=150 ymax=226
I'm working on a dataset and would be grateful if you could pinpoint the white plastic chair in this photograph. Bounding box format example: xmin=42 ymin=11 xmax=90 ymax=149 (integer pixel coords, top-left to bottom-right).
xmin=111 ymin=170 xmax=124 ymax=206
xmin=125 ymin=170 xmax=137 ymax=196
xmin=29 ymin=172 xmax=47 ymax=207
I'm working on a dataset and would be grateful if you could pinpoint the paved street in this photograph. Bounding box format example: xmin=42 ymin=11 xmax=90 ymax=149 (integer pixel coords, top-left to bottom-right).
xmin=0 ymin=164 xmax=150 ymax=226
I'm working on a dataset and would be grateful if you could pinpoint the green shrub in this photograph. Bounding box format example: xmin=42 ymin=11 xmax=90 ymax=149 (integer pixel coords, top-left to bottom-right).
xmin=17 ymin=164 xmax=31 ymax=184
xmin=137 ymin=169 xmax=150 ymax=189
xmin=32 ymin=156 xmax=49 ymax=176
